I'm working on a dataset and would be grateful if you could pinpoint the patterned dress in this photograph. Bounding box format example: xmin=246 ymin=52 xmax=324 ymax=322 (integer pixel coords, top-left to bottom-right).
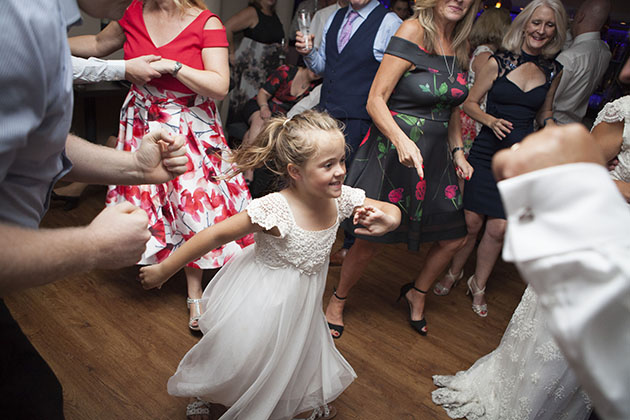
xmin=344 ymin=36 xmax=468 ymax=251
xmin=241 ymin=64 xmax=318 ymax=122
xmin=167 ymin=186 xmax=364 ymax=419
xmin=460 ymin=45 xmax=494 ymax=155
xmin=106 ymin=1 xmax=253 ymax=268
xmin=432 ymin=287 xmax=591 ymax=420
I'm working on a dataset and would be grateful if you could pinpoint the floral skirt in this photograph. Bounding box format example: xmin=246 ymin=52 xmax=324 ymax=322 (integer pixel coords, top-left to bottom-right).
xmin=106 ymin=85 xmax=254 ymax=268
xmin=344 ymin=111 xmax=466 ymax=251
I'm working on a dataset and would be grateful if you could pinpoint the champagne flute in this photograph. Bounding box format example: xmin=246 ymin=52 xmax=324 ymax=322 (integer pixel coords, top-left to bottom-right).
xmin=298 ymin=9 xmax=312 ymax=51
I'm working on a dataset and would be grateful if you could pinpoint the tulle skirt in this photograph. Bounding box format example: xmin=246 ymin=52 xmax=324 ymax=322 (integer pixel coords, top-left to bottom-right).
xmin=168 ymin=246 xmax=356 ymax=419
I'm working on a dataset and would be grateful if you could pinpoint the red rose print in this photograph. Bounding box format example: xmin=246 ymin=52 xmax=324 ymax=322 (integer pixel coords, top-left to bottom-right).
xmin=457 ymin=73 xmax=467 ymax=85
xmin=428 ymin=67 xmax=439 ymax=73
xmin=388 ymin=188 xmax=404 ymax=203
xmin=149 ymin=220 xmax=166 ymax=245
xmin=415 ymin=180 xmax=426 ymax=200
xmin=147 ymin=104 xmax=169 ymax=123
xmin=451 ymin=88 xmax=464 ymax=98
xmin=444 ymin=185 xmax=458 ymax=199
xmin=359 ymin=127 xmax=372 ymax=147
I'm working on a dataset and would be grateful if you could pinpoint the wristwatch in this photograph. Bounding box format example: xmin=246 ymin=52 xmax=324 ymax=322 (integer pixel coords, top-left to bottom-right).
xmin=172 ymin=61 xmax=183 ymax=77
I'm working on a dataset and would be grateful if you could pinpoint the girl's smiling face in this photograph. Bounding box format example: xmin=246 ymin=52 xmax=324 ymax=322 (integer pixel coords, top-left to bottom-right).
xmin=298 ymin=130 xmax=347 ymax=199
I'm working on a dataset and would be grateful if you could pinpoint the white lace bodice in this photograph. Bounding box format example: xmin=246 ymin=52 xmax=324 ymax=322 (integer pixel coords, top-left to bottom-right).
xmin=592 ymin=95 xmax=630 ymax=182
xmin=246 ymin=186 xmax=365 ymax=276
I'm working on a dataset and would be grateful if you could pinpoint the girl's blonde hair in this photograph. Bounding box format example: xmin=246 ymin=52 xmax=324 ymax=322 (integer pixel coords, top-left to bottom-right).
xmin=227 ymin=110 xmax=344 ymax=183
xmin=412 ymin=0 xmax=482 ymax=70
xmin=502 ymin=0 xmax=567 ymax=59
xmin=469 ymin=7 xmax=512 ymax=50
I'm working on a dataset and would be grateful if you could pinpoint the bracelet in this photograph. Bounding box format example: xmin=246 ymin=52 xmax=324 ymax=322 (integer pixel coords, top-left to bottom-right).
xmin=451 ymin=146 xmax=465 ymax=158
xmin=542 ymin=117 xmax=557 ymax=127
xmin=259 ymin=104 xmax=269 ymax=108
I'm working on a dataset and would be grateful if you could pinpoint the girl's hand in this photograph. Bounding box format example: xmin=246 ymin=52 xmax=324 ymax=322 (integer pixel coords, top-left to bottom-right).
xmin=352 ymin=206 xmax=398 ymax=236
xmin=453 ymin=152 xmax=474 ymax=181
xmin=394 ymin=135 xmax=424 ymax=179
xmin=489 ymin=117 xmax=513 ymax=140
xmin=139 ymin=264 xmax=169 ymax=290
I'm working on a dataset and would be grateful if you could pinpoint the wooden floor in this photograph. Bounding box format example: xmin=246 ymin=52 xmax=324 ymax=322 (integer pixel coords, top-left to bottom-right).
xmin=4 ymin=186 xmax=526 ymax=419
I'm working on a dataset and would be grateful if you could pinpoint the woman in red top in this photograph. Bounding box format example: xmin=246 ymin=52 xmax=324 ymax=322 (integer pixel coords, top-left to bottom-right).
xmin=69 ymin=0 xmax=253 ymax=332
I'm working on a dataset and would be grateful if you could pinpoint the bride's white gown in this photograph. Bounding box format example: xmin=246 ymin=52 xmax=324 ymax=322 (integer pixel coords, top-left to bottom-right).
xmin=432 ymin=286 xmax=591 ymax=419
xmin=431 ymin=96 xmax=630 ymax=420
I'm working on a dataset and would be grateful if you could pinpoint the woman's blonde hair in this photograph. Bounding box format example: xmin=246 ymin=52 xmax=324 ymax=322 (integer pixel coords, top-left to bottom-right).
xmin=172 ymin=0 xmax=207 ymax=12
xmin=469 ymin=7 xmax=512 ymax=50
xmin=412 ymin=0 xmax=482 ymax=69
xmin=502 ymin=0 xmax=567 ymax=58
xmin=226 ymin=110 xmax=344 ymax=183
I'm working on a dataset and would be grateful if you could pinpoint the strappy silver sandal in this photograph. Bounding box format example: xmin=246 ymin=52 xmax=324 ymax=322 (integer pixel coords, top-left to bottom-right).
xmin=186 ymin=398 xmax=210 ymax=419
xmin=187 ymin=297 xmax=202 ymax=331
xmin=293 ymin=404 xmax=337 ymax=420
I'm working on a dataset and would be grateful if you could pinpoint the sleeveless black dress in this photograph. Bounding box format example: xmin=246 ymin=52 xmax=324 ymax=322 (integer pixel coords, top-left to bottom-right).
xmin=464 ymin=50 xmax=562 ymax=219
xmin=344 ymin=37 xmax=469 ymax=251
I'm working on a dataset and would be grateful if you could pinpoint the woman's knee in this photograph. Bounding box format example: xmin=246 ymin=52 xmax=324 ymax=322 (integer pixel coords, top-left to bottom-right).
xmin=485 ymin=218 xmax=507 ymax=242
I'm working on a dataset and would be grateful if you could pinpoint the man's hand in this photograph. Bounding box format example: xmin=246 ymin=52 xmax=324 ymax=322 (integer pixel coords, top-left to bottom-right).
xmin=492 ymin=124 xmax=606 ymax=181
xmin=295 ymin=31 xmax=315 ymax=55
xmin=134 ymin=129 xmax=189 ymax=183
xmin=125 ymin=55 xmax=162 ymax=85
xmin=87 ymin=203 xmax=151 ymax=269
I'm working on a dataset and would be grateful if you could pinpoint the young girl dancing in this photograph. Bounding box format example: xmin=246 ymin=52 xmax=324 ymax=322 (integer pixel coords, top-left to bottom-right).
xmin=139 ymin=110 xmax=401 ymax=420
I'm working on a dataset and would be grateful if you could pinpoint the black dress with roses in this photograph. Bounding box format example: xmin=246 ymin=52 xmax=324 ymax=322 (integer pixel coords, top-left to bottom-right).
xmin=344 ymin=36 xmax=468 ymax=251
xmin=464 ymin=50 xmax=562 ymax=219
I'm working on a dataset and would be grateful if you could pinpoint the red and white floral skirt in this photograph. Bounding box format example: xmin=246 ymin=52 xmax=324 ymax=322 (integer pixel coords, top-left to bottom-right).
xmin=106 ymin=85 xmax=254 ymax=269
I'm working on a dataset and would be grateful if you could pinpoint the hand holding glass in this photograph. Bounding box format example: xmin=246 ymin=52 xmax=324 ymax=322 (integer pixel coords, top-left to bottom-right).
xmin=298 ymin=9 xmax=312 ymax=51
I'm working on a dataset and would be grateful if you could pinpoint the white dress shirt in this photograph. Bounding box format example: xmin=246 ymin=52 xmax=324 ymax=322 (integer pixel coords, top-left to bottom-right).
xmin=499 ymin=163 xmax=630 ymax=420
xmin=71 ymin=56 xmax=125 ymax=84
xmin=553 ymin=32 xmax=611 ymax=125
xmin=310 ymin=2 xmax=341 ymax=50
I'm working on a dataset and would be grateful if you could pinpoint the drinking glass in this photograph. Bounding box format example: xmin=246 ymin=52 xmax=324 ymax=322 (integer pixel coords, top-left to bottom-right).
xmin=298 ymin=9 xmax=312 ymax=51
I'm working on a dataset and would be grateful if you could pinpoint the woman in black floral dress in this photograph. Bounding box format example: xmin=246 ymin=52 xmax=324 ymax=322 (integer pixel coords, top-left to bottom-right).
xmin=325 ymin=0 xmax=479 ymax=338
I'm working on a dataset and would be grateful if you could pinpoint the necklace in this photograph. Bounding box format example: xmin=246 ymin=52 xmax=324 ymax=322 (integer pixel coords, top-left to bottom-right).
xmin=437 ymin=37 xmax=456 ymax=83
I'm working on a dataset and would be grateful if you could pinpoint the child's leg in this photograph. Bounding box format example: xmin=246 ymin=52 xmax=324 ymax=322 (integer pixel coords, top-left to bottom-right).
xmin=185 ymin=266 xmax=204 ymax=331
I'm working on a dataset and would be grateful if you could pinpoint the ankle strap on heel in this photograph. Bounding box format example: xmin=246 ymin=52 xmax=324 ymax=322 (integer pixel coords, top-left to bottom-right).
xmin=412 ymin=285 xmax=427 ymax=294
xmin=333 ymin=287 xmax=347 ymax=300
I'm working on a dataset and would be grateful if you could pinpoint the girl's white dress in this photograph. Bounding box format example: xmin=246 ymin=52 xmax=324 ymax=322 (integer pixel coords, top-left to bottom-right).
xmin=431 ymin=286 xmax=592 ymax=420
xmin=167 ymin=185 xmax=364 ymax=419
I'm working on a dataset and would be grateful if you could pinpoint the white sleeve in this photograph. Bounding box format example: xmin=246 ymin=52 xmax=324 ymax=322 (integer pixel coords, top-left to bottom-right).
xmin=71 ymin=56 xmax=126 ymax=84
xmin=287 ymin=85 xmax=321 ymax=118
xmin=499 ymin=163 xmax=630 ymax=420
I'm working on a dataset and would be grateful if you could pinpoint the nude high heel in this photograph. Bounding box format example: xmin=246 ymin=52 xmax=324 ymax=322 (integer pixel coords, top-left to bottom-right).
xmin=433 ymin=268 xmax=464 ymax=296
xmin=466 ymin=275 xmax=488 ymax=317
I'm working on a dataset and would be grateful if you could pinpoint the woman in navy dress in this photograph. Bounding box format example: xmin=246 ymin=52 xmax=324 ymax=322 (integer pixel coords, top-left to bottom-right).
xmin=436 ymin=0 xmax=565 ymax=317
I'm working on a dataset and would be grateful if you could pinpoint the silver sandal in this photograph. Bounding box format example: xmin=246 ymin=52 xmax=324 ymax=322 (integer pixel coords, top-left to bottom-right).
xmin=294 ymin=404 xmax=337 ymax=420
xmin=187 ymin=297 xmax=203 ymax=331
xmin=186 ymin=398 xmax=210 ymax=419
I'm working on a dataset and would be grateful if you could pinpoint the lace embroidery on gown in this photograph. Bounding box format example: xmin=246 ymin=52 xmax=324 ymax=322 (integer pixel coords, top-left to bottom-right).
xmin=247 ymin=185 xmax=366 ymax=275
xmin=432 ymin=286 xmax=591 ymax=420
xmin=592 ymin=95 xmax=630 ymax=182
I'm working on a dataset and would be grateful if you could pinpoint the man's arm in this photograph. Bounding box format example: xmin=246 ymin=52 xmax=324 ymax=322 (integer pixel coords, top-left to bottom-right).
xmin=0 ymin=203 xmax=150 ymax=295
xmin=72 ymin=55 xmax=163 ymax=85
xmin=62 ymin=131 xmax=188 ymax=185
xmin=493 ymin=125 xmax=630 ymax=420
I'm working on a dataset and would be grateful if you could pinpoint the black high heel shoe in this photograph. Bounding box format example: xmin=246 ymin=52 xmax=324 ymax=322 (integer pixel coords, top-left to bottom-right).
xmin=51 ymin=191 xmax=80 ymax=211
xmin=397 ymin=282 xmax=428 ymax=336
xmin=327 ymin=288 xmax=346 ymax=339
